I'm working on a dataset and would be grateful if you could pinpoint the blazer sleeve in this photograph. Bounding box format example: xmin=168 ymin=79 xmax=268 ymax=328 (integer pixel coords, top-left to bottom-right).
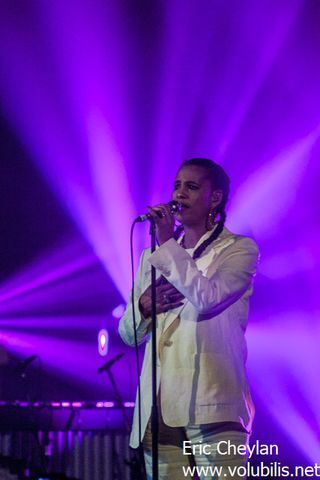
xmin=118 ymin=249 xmax=152 ymax=346
xmin=148 ymin=236 xmax=259 ymax=316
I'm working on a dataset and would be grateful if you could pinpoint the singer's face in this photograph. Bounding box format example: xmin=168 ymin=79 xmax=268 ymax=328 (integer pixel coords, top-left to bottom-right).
xmin=172 ymin=165 xmax=214 ymax=227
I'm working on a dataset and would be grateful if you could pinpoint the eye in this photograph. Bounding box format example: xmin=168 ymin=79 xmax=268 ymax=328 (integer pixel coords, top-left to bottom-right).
xmin=188 ymin=184 xmax=199 ymax=190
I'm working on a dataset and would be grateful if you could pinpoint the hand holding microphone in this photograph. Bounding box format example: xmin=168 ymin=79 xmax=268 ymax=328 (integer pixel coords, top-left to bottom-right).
xmin=135 ymin=200 xmax=181 ymax=245
xmin=147 ymin=201 xmax=179 ymax=245
xmin=135 ymin=200 xmax=180 ymax=223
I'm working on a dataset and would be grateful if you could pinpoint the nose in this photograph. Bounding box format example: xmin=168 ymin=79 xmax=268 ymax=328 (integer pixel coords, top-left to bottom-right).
xmin=174 ymin=185 xmax=188 ymax=199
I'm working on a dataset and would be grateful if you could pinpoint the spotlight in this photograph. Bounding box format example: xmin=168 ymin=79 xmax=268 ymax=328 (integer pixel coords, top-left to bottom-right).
xmin=98 ymin=329 xmax=108 ymax=356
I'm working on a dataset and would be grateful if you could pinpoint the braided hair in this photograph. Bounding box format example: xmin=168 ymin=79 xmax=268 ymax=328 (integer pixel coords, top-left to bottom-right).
xmin=174 ymin=158 xmax=230 ymax=260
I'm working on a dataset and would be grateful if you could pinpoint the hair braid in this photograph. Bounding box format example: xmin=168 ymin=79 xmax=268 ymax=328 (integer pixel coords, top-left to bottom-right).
xmin=192 ymin=218 xmax=224 ymax=260
xmin=173 ymin=224 xmax=184 ymax=241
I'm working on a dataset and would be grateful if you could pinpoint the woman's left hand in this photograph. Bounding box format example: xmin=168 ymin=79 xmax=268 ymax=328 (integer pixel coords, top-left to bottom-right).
xmin=147 ymin=203 xmax=175 ymax=245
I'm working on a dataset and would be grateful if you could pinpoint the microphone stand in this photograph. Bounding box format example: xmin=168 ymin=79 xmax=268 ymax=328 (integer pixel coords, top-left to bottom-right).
xmin=15 ymin=355 xmax=48 ymax=475
xmin=99 ymin=362 xmax=129 ymax=480
xmin=150 ymin=219 xmax=159 ymax=480
xmin=101 ymin=362 xmax=146 ymax=480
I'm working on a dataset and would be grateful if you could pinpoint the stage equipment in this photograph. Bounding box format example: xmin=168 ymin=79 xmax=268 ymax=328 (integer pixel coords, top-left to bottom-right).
xmin=0 ymin=401 xmax=133 ymax=480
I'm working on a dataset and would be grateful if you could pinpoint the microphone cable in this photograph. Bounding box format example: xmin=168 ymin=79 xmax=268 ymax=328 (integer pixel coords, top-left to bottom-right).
xmin=130 ymin=219 xmax=143 ymax=447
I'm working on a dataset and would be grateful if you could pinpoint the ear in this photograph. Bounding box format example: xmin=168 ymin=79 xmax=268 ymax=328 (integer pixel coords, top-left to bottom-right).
xmin=211 ymin=189 xmax=223 ymax=207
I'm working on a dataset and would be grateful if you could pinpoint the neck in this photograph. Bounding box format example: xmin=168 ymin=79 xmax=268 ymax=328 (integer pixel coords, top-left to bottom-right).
xmin=183 ymin=225 xmax=208 ymax=248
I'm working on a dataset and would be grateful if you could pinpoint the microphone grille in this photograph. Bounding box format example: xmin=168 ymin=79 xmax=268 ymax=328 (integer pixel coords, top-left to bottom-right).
xmin=168 ymin=200 xmax=181 ymax=213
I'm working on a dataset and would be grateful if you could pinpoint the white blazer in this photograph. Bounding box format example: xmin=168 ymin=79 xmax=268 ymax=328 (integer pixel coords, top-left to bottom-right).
xmin=119 ymin=227 xmax=259 ymax=448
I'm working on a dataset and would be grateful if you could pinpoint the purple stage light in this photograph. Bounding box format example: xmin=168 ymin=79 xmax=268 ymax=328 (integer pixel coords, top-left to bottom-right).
xmin=0 ymin=236 xmax=115 ymax=320
xmin=0 ymin=241 xmax=96 ymax=306
xmin=0 ymin=235 xmax=127 ymax=397
xmin=248 ymin=320 xmax=320 ymax=464
xmin=0 ymin=3 xmax=138 ymax=299
xmin=228 ymin=127 xmax=320 ymax=239
xmin=96 ymin=401 xmax=115 ymax=408
xmin=98 ymin=329 xmax=109 ymax=357
xmin=0 ymin=330 xmax=113 ymax=392
xmin=259 ymin=246 xmax=315 ymax=280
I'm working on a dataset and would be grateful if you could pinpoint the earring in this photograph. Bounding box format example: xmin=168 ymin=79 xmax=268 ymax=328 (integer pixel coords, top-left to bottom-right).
xmin=206 ymin=209 xmax=217 ymax=231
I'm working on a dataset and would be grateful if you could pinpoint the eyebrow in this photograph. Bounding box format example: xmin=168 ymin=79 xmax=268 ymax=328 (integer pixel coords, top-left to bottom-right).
xmin=174 ymin=180 xmax=201 ymax=186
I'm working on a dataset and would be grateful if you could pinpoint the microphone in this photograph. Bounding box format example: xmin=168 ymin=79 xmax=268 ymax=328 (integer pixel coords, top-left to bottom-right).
xmin=135 ymin=200 xmax=181 ymax=222
xmin=15 ymin=354 xmax=38 ymax=376
xmin=97 ymin=353 xmax=125 ymax=373
xmin=17 ymin=354 xmax=38 ymax=370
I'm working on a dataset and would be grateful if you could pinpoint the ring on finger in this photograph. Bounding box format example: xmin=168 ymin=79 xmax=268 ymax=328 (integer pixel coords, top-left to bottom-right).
xmin=163 ymin=294 xmax=170 ymax=304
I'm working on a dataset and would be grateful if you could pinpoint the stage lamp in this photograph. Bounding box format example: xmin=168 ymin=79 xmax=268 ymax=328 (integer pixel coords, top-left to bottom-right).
xmin=98 ymin=329 xmax=109 ymax=356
